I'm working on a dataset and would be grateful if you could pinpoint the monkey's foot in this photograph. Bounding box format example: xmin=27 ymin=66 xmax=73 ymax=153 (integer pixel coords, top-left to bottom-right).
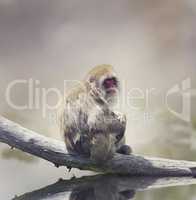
xmin=116 ymin=145 xmax=132 ymax=155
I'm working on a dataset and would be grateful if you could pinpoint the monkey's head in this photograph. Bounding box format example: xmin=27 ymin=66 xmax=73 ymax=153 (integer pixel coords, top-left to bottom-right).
xmin=85 ymin=64 xmax=120 ymax=106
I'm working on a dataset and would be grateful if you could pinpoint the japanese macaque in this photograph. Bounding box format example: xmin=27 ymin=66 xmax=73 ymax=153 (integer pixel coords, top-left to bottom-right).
xmin=59 ymin=64 xmax=131 ymax=163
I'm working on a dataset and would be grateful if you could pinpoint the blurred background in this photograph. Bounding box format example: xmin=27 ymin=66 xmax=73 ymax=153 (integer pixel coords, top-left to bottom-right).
xmin=0 ymin=0 xmax=196 ymax=199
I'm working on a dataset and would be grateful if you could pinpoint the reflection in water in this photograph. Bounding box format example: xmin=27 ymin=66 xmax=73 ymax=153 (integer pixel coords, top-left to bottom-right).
xmin=13 ymin=174 xmax=196 ymax=200
xmin=13 ymin=175 xmax=153 ymax=200
xmin=70 ymin=187 xmax=135 ymax=200
xmin=69 ymin=177 xmax=136 ymax=200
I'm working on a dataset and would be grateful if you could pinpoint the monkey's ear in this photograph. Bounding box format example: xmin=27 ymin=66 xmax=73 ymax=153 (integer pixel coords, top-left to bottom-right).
xmin=89 ymin=76 xmax=96 ymax=83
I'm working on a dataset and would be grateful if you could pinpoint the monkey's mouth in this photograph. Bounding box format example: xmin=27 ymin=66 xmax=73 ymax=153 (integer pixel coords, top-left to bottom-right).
xmin=106 ymin=88 xmax=117 ymax=95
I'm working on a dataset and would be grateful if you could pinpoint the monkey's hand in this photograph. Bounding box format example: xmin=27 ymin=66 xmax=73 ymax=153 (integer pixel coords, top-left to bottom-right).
xmin=89 ymin=85 xmax=109 ymax=108
xmin=112 ymin=111 xmax=126 ymax=122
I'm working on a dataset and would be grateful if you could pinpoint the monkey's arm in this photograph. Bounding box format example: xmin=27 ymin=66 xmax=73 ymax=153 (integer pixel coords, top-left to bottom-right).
xmin=109 ymin=111 xmax=132 ymax=155
xmin=108 ymin=111 xmax=127 ymax=144
xmin=89 ymin=84 xmax=110 ymax=109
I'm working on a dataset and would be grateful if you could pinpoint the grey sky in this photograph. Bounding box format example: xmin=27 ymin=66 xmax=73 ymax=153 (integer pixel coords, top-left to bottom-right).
xmin=0 ymin=0 xmax=196 ymax=141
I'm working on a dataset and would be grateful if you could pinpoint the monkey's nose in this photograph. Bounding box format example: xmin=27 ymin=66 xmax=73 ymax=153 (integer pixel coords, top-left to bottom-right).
xmin=104 ymin=79 xmax=115 ymax=88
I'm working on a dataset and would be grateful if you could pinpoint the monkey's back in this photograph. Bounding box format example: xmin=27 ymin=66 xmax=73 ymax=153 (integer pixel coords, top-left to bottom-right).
xmin=59 ymin=81 xmax=95 ymax=154
xmin=58 ymin=65 xmax=128 ymax=160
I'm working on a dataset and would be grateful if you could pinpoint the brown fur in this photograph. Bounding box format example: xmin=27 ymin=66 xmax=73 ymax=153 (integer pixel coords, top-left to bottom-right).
xmin=59 ymin=64 xmax=131 ymax=163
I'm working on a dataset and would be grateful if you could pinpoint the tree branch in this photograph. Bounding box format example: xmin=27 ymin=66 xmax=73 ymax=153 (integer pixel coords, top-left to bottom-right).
xmin=0 ymin=116 xmax=196 ymax=176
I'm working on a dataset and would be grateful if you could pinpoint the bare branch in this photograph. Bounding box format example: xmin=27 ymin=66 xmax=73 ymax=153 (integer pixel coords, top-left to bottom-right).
xmin=0 ymin=116 xmax=196 ymax=176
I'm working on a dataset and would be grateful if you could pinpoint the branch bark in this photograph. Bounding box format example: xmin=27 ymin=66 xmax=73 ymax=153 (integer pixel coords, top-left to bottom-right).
xmin=0 ymin=116 xmax=196 ymax=176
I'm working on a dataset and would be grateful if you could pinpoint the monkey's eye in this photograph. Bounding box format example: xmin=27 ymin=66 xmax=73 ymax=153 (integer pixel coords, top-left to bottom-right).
xmin=103 ymin=77 xmax=118 ymax=89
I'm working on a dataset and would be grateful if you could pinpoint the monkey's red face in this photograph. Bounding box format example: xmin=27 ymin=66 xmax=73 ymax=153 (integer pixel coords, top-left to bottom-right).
xmin=86 ymin=70 xmax=120 ymax=105
xmin=103 ymin=77 xmax=117 ymax=89
xmin=102 ymin=76 xmax=119 ymax=104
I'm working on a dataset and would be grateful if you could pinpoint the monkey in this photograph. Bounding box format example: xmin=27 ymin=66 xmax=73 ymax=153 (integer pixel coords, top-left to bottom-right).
xmin=59 ymin=64 xmax=131 ymax=163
